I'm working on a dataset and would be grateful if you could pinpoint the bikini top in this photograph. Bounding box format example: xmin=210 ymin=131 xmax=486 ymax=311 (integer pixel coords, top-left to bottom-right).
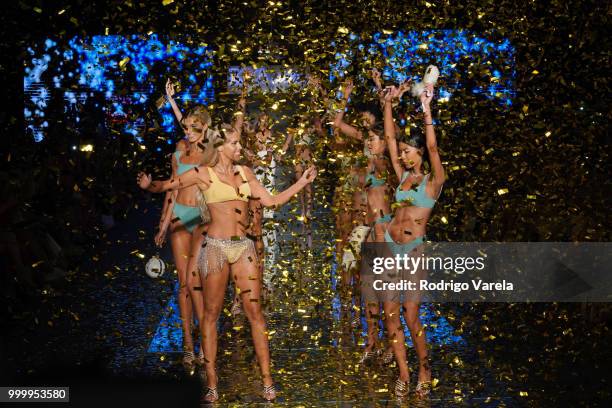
xmin=174 ymin=151 xmax=199 ymax=176
xmin=395 ymin=172 xmax=437 ymax=209
xmin=202 ymin=166 xmax=251 ymax=204
xmin=365 ymin=170 xmax=386 ymax=188
xmin=365 ymin=155 xmax=388 ymax=188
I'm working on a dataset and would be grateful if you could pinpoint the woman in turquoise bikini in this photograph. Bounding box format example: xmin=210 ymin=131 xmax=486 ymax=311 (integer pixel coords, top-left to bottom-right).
xmin=333 ymin=77 xmax=397 ymax=364
xmin=382 ymin=82 xmax=445 ymax=398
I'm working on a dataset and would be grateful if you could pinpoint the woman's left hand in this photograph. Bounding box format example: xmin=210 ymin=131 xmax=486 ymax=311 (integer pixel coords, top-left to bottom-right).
xmin=154 ymin=227 xmax=167 ymax=247
xmin=300 ymin=166 xmax=318 ymax=184
xmin=383 ymin=85 xmax=398 ymax=102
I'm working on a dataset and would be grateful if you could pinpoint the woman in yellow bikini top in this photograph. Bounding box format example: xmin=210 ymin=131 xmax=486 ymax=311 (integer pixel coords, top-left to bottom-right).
xmin=137 ymin=121 xmax=317 ymax=403
xmin=201 ymin=164 xmax=251 ymax=204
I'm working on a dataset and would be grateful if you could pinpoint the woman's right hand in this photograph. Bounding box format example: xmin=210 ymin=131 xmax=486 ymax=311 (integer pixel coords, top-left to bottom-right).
xmin=137 ymin=172 xmax=152 ymax=190
xmin=154 ymin=227 xmax=167 ymax=248
xmin=165 ymin=79 xmax=175 ymax=98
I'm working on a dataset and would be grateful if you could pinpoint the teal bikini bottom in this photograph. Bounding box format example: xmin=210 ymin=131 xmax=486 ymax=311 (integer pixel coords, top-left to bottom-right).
xmin=384 ymin=229 xmax=424 ymax=256
xmin=173 ymin=203 xmax=202 ymax=233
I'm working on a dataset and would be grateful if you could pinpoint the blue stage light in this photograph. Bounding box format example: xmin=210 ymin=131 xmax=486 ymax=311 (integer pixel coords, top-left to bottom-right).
xmin=24 ymin=35 xmax=215 ymax=142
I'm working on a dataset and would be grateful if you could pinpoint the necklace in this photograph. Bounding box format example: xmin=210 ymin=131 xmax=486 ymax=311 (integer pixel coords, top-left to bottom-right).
xmin=405 ymin=169 xmax=424 ymax=184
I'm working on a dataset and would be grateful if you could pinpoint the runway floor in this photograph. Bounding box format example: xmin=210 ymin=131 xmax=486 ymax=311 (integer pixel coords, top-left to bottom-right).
xmin=73 ymin=191 xmax=516 ymax=406
xmin=6 ymin=168 xmax=599 ymax=407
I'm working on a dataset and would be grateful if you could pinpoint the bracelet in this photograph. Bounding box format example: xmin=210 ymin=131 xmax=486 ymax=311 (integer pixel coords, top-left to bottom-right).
xmin=424 ymin=122 xmax=434 ymax=126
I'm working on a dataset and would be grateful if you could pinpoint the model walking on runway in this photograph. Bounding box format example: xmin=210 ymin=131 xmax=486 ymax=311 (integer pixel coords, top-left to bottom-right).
xmin=138 ymin=118 xmax=317 ymax=402
xmin=382 ymin=82 xmax=444 ymax=398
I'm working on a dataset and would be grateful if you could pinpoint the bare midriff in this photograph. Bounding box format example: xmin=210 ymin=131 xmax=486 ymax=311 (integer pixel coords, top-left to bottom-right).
xmin=206 ymin=200 xmax=251 ymax=239
xmin=388 ymin=206 xmax=432 ymax=243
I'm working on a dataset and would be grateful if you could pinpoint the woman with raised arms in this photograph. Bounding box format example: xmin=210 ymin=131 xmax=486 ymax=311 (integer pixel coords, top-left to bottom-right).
xmin=382 ymin=82 xmax=444 ymax=398
xmin=333 ymin=76 xmax=396 ymax=365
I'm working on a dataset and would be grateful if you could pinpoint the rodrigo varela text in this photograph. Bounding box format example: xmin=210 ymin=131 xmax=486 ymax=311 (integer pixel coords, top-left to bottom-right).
xmin=373 ymin=279 xmax=514 ymax=292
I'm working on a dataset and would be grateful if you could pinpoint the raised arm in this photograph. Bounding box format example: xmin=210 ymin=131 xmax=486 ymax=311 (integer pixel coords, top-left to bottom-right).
xmin=397 ymin=79 xmax=412 ymax=101
xmin=138 ymin=166 xmax=210 ymax=194
xmin=278 ymin=130 xmax=293 ymax=158
xmin=307 ymin=73 xmax=331 ymax=111
xmin=232 ymin=75 xmax=249 ymax=136
xmin=332 ymin=78 xmax=363 ymax=141
xmin=243 ymin=166 xmax=317 ymax=207
xmin=166 ymin=79 xmax=183 ymax=123
xmin=383 ymin=86 xmax=404 ymax=180
xmin=421 ymin=84 xmax=445 ymax=189
xmin=371 ymin=68 xmax=386 ymax=108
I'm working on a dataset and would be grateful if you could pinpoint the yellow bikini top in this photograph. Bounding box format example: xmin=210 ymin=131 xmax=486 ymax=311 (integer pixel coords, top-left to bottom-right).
xmin=202 ymin=165 xmax=251 ymax=204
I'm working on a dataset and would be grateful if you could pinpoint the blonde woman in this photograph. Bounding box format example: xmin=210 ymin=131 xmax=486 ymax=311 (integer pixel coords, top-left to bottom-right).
xmin=138 ymin=121 xmax=317 ymax=402
xmin=155 ymin=79 xmax=215 ymax=367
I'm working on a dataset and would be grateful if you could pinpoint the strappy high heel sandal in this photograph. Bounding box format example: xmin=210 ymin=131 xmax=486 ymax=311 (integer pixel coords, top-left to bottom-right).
xmin=350 ymin=313 xmax=361 ymax=328
xmin=183 ymin=350 xmax=196 ymax=367
xmin=201 ymin=387 xmax=219 ymax=403
xmin=415 ymin=380 xmax=431 ymax=398
xmin=262 ymin=383 xmax=277 ymax=401
xmin=196 ymin=347 xmax=205 ymax=366
xmin=379 ymin=348 xmax=394 ymax=365
xmin=394 ymin=377 xmax=410 ymax=398
xmin=358 ymin=350 xmax=377 ymax=365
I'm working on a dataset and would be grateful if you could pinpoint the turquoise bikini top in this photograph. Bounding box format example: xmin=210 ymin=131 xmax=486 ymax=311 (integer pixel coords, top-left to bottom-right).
xmin=395 ymin=172 xmax=436 ymax=209
xmin=365 ymin=171 xmax=386 ymax=188
xmin=174 ymin=150 xmax=199 ymax=175
xmin=365 ymin=159 xmax=387 ymax=188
